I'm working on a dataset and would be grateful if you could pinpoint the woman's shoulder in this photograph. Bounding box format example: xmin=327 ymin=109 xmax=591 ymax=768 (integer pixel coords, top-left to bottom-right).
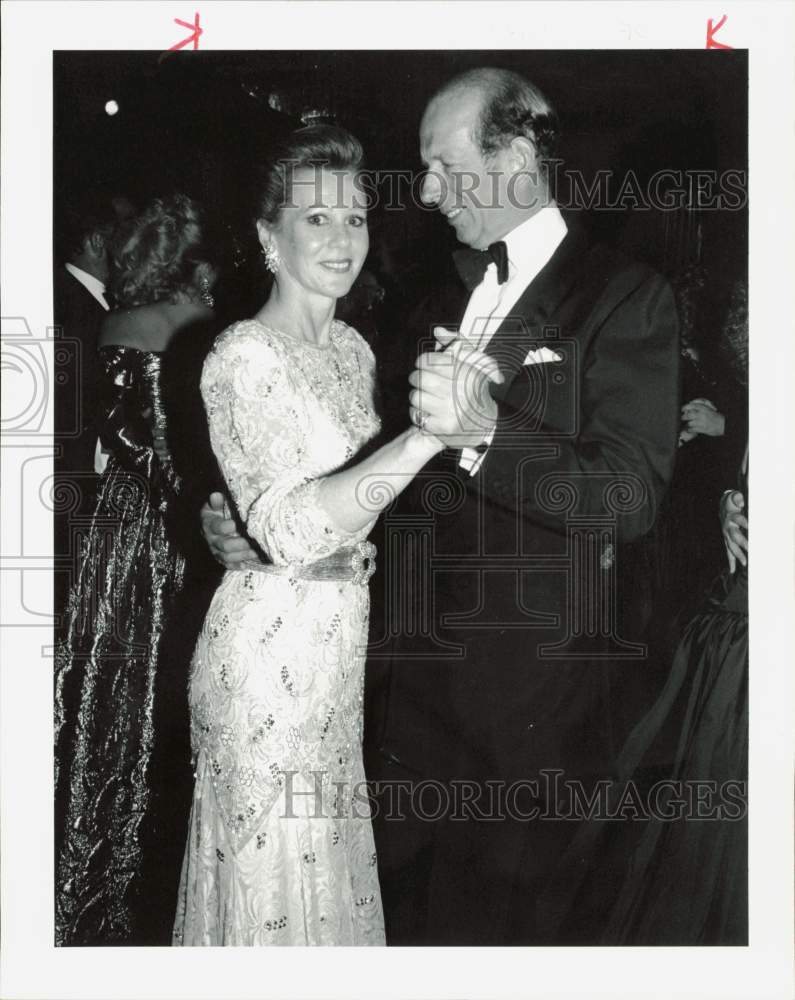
xmin=98 ymin=304 xmax=169 ymax=351
xmin=209 ymin=317 xmax=286 ymax=356
xmin=202 ymin=318 xmax=289 ymax=386
xmin=100 ymin=302 xmax=213 ymax=351
xmin=333 ymin=319 xmax=376 ymax=367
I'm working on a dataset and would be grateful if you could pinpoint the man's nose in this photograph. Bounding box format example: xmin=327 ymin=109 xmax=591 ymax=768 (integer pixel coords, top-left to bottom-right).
xmin=420 ymin=170 xmax=443 ymax=207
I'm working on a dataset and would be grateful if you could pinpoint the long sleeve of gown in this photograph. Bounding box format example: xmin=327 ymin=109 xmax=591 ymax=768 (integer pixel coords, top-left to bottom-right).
xmin=201 ymin=324 xmax=370 ymax=566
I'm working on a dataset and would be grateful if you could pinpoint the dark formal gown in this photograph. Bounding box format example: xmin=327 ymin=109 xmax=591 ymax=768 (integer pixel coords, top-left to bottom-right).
xmin=541 ymin=467 xmax=748 ymax=945
xmin=54 ymin=338 xmax=218 ymax=946
xmin=609 ymin=562 xmax=747 ymax=944
xmin=643 ymin=353 xmax=748 ymax=650
xmin=53 ymin=265 xmax=108 ymax=619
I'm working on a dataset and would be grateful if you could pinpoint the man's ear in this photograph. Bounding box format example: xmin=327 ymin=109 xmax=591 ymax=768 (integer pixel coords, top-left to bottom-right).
xmin=87 ymin=231 xmax=107 ymax=257
xmin=507 ymin=135 xmax=539 ymax=177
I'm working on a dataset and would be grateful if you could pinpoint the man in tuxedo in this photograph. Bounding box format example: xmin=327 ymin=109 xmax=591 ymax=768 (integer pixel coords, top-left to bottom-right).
xmin=364 ymin=67 xmax=680 ymax=945
xmin=54 ymin=195 xmax=119 ymax=476
xmin=201 ymin=67 xmax=680 ymax=945
xmin=53 ymin=195 xmax=121 ymax=614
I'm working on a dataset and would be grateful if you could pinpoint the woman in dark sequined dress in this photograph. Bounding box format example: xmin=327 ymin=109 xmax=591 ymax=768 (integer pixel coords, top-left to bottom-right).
xmin=54 ymin=194 xmax=219 ymax=945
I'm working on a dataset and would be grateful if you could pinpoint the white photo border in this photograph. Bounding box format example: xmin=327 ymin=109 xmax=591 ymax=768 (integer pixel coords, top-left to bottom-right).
xmin=1 ymin=2 xmax=793 ymax=998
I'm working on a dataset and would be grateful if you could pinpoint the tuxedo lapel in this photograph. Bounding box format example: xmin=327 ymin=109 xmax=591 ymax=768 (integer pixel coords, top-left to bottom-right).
xmin=483 ymin=225 xmax=591 ymax=396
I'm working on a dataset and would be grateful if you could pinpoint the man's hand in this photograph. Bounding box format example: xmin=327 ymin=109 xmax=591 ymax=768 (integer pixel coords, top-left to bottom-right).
xmin=201 ymin=491 xmax=258 ymax=568
xmin=681 ymin=398 xmax=725 ymax=438
xmin=720 ymin=489 xmax=748 ymax=573
xmin=408 ymin=329 xmax=504 ymax=448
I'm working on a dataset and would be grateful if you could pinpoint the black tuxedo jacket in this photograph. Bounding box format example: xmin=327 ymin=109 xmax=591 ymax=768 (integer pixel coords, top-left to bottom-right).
xmin=53 ymin=265 xmax=107 ymax=475
xmin=373 ymin=227 xmax=680 ymax=788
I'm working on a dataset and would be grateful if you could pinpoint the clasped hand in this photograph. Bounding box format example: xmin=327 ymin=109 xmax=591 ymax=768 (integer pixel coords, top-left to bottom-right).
xmin=680 ymin=398 xmax=725 ymax=443
xmin=201 ymin=492 xmax=258 ymax=567
xmin=408 ymin=327 xmax=504 ymax=448
xmin=720 ymin=489 xmax=748 ymax=573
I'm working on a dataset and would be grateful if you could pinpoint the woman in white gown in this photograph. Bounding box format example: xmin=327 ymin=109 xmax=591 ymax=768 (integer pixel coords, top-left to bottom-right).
xmin=173 ymin=126 xmax=444 ymax=946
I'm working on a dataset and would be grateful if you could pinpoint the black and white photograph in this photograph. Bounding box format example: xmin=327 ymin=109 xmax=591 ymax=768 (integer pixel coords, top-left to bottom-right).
xmin=1 ymin=3 xmax=793 ymax=999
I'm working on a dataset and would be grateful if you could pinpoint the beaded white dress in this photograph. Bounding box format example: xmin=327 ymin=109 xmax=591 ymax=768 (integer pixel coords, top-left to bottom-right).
xmin=173 ymin=318 xmax=385 ymax=946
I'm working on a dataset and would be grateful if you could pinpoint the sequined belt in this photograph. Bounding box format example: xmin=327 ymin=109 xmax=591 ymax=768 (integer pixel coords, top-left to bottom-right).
xmin=241 ymin=541 xmax=377 ymax=585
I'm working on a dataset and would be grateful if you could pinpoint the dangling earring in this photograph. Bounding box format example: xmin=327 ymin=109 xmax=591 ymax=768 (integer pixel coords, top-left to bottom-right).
xmin=199 ymin=273 xmax=215 ymax=308
xmin=262 ymin=240 xmax=280 ymax=274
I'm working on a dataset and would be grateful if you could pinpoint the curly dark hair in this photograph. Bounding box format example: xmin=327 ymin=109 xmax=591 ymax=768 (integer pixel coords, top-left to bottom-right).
xmin=432 ymin=67 xmax=560 ymax=170
xmin=671 ymin=264 xmax=709 ymax=347
xmin=110 ymin=194 xmax=212 ymax=308
xmin=255 ymin=125 xmax=365 ymax=225
xmin=719 ymin=278 xmax=748 ymax=385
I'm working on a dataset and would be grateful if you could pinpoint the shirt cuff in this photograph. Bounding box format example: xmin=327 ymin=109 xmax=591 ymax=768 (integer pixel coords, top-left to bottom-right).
xmin=94 ymin=438 xmax=108 ymax=475
xmin=459 ymin=426 xmax=496 ymax=477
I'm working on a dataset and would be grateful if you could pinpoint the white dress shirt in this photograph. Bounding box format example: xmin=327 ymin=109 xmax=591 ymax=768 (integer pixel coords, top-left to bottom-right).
xmin=458 ymin=203 xmax=568 ymax=473
xmin=65 ymin=262 xmax=110 ymax=311
xmin=64 ymin=264 xmax=111 ymax=473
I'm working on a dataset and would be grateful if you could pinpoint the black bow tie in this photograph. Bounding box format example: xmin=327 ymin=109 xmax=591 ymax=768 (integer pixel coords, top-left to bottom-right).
xmin=452 ymin=241 xmax=509 ymax=291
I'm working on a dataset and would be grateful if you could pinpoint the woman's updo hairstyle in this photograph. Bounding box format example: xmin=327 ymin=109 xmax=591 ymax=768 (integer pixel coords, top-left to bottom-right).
xmin=110 ymin=193 xmax=212 ymax=308
xmin=255 ymin=125 xmax=365 ymax=226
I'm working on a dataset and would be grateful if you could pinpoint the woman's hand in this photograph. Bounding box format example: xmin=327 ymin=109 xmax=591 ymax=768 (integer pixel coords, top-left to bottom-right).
xmin=200 ymin=492 xmax=258 ymax=568
xmin=720 ymin=489 xmax=748 ymax=572
xmin=681 ymin=398 xmax=725 ymax=438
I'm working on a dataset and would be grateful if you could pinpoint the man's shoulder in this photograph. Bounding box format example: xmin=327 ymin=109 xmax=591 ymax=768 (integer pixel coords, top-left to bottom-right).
xmin=54 ymin=264 xmax=106 ymax=331
xmin=569 ymin=238 xmax=672 ymax=315
xmin=578 ymin=237 xmax=662 ymax=288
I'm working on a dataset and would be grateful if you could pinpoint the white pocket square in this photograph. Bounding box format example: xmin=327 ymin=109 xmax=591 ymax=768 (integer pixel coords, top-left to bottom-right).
xmin=523 ymin=347 xmax=562 ymax=365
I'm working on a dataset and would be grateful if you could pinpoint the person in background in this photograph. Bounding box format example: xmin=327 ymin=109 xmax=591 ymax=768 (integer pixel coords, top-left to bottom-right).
xmin=54 ymin=192 xmax=136 ymax=617
xmin=642 ymin=268 xmax=748 ymax=660
xmin=54 ymin=193 xmax=129 ymax=474
xmin=542 ymin=285 xmax=748 ymax=945
xmin=54 ymin=193 xmax=218 ymax=946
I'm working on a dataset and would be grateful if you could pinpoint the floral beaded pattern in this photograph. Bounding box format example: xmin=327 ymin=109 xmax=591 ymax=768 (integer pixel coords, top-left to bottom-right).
xmin=190 ymin=318 xmax=380 ymax=845
xmin=201 ymin=319 xmax=379 ymax=567
xmin=174 ymin=318 xmax=384 ymax=945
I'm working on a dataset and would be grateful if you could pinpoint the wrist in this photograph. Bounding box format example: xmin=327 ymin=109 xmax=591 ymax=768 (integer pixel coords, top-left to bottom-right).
xmin=404 ymin=426 xmax=444 ymax=458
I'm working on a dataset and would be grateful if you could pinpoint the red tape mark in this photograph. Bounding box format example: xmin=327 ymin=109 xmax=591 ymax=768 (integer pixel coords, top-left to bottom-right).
xmin=706 ymin=14 xmax=733 ymax=50
xmin=169 ymin=12 xmax=202 ymax=52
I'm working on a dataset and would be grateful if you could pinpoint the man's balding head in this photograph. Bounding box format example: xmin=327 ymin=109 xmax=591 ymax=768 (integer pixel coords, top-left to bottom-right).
xmin=427 ymin=67 xmax=558 ymax=170
xmin=419 ymin=67 xmax=559 ymax=248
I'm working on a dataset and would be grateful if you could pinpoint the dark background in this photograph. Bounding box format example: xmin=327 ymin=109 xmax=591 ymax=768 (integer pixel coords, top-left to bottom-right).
xmin=54 ymin=49 xmax=748 ymax=331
